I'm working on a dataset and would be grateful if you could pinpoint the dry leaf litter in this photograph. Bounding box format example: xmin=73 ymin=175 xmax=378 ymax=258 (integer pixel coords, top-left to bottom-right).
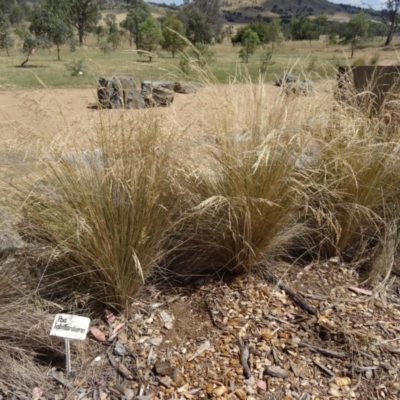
xmin=13 ymin=258 xmax=400 ymax=400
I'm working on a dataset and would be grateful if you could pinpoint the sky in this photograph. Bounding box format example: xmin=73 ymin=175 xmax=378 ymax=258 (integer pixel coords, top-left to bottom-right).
xmin=148 ymin=0 xmax=385 ymax=9
xmin=329 ymin=0 xmax=383 ymax=8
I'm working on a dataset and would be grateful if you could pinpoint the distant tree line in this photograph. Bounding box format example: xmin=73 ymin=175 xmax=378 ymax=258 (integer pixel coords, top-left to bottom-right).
xmin=0 ymin=0 xmax=398 ymax=65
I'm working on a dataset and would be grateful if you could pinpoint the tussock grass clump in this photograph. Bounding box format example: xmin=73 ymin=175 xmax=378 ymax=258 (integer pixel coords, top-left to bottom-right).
xmin=0 ymin=268 xmax=55 ymax=394
xmin=164 ymin=78 xmax=315 ymax=278
xmin=8 ymin=111 xmax=182 ymax=308
xmin=298 ymin=90 xmax=400 ymax=277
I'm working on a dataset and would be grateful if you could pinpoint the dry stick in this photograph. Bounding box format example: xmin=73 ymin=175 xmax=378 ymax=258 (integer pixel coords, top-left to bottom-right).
xmin=263 ymin=313 xmax=297 ymax=327
xmin=313 ymin=359 xmax=335 ymax=377
xmin=355 ymin=365 xmax=378 ymax=373
xmin=299 ymin=342 xmax=347 ymax=358
xmin=238 ymin=336 xmax=251 ymax=379
xmin=289 ymin=359 xmax=299 ymax=378
xmin=261 ymin=268 xmax=318 ymax=315
xmin=272 ymin=346 xmax=282 ymax=366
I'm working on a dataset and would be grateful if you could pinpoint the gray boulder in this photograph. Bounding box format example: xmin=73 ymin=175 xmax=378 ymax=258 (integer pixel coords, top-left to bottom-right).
xmin=173 ymin=81 xmax=201 ymax=94
xmin=98 ymin=76 xmax=145 ymax=109
xmin=141 ymin=81 xmax=174 ymax=107
xmin=124 ymin=88 xmax=145 ymax=109
xmin=284 ymin=80 xmax=314 ymax=96
xmin=142 ymin=81 xmax=175 ymax=92
xmin=275 ymin=73 xmax=297 ymax=87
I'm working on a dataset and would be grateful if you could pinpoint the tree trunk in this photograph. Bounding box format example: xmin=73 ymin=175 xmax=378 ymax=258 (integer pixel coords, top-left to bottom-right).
xmin=385 ymin=10 xmax=398 ymax=46
xmin=78 ymin=24 xmax=85 ymax=45
xmin=384 ymin=27 xmax=395 ymax=46
xmin=57 ymin=45 xmax=61 ymax=61
xmin=351 ymin=40 xmax=355 ymax=58
xmin=20 ymin=54 xmax=30 ymax=67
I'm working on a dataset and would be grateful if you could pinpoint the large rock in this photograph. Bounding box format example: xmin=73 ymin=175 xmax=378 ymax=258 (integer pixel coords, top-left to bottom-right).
xmin=173 ymin=81 xmax=201 ymax=94
xmin=275 ymin=73 xmax=297 ymax=87
xmin=124 ymin=89 xmax=145 ymax=109
xmin=142 ymin=81 xmax=175 ymax=92
xmin=141 ymin=81 xmax=174 ymax=107
xmin=97 ymin=78 xmax=201 ymax=109
xmin=284 ymin=80 xmax=314 ymax=96
xmin=98 ymin=76 xmax=145 ymax=109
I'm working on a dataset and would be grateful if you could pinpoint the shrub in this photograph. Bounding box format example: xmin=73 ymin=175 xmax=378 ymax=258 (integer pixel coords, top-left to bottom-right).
xmin=370 ymin=53 xmax=379 ymax=65
xmin=66 ymin=58 xmax=85 ymax=77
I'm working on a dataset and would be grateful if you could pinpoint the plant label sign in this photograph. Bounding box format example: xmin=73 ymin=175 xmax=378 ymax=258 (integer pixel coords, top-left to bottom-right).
xmin=50 ymin=314 xmax=90 ymax=340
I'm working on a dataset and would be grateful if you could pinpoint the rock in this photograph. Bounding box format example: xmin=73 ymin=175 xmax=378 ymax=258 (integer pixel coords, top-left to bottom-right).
xmin=119 ymin=76 xmax=144 ymax=109
xmin=141 ymin=81 xmax=174 ymax=107
xmin=154 ymin=361 xmax=173 ymax=377
xmin=98 ymin=76 xmax=144 ymax=109
xmin=107 ymin=76 xmax=123 ymax=109
xmin=97 ymin=78 xmax=200 ymax=109
xmin=275 ymin=73 xmax=297 ymax=87
xmin=124 ymin=89 xmax=145 ymax=109
xmin=284 ymin=80 xmax=314 ymax=96
xmin=264 ymin=365 xmax=289 ymax=379
xmin=173 ymin=81 xmax=201 ymax=94
xmin=141 ymin=81 xmax=175 ymax=92
xmin=0 ymin=207 xmax=24 ymax=255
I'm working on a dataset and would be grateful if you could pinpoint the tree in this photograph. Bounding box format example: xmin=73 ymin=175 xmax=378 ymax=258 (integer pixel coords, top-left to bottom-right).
xmin=0 ymin=0 xmax=15 ymax=15
xmin=344 ymin=11 xmax=370 ymax=58
xmin=90 ymin=24 xmax=106 ymax=44
xmin=104 ymin=13 xmax=116 ymax=29
xmin=290 ymin=15 xmax=319 ymax=45
xmin=191 ymin=0 xmax=223 ymax=38
xmin=232 ymin=20 xmax=282 ymax=50
xmin=107 ymin=31 xmax=121 ymax=50
xmin=185 ymin=8 xmax=212 ymax=44
xmin=383 ymin=1 xmax=399 ymax=45
xmin=267 ymin=18 xmax=282 ymax=50
xmin=314 ymin=15 xmax=329 ymax=36
xmin=232 ymin=22 xmax=269 ymax=46
xmin=120 ymin=0 xmax=150 ymax=49
xmin=9 ymin=4 xmax=26 ymax=25
xmin=68 ymin=0 xmax=100 ymax=45
xmin=17 ymin=30 xmax=43 ymax=67
xmin=29 ymin=6 xmax=73 ymax=60
xmin=162 ymin=14 xmax=186 ymax=57
xmin=239 ymin=29 xmax=260 ymax=63
xmin=0 ymin=16 xmax=13 ymax=55
xmin=139 ymin=16 xmax=163 ymax=61
xmin=41 ymin=0 xmax=100 ymax=45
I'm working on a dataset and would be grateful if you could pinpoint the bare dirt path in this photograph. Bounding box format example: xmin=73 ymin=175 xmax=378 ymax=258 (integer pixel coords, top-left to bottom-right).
xmin=0 ymin=82 xmax=331 ymax=147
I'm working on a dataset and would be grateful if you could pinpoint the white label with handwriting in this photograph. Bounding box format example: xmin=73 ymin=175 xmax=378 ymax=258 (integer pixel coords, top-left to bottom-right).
xmin=50 ymin=314 xmax=90 ymax=340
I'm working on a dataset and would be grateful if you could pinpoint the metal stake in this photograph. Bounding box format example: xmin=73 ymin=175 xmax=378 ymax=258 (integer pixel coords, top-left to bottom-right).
xmin=65 ymin=338 xmax=71 ymax=377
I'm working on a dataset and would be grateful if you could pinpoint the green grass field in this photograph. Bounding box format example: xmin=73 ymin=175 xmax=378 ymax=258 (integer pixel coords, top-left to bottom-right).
xmin=2 ymin=33 xmax=398 ymax=89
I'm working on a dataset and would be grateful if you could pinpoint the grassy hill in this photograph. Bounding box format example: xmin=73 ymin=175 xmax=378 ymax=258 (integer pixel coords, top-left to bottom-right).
xmin=220 ymin=0 xmax=377 ymax=23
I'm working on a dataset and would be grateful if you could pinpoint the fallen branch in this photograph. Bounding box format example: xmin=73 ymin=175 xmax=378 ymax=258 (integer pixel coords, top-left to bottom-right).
xmin=238 ymin=336 xmax=251 ymax=379
xmin=313 ymin=359 xmax=334 ymax=377
xmin=299 ymin=342 xmax=347 ymax=358
xmin=260 ymin=268 xmax=318 ymax=315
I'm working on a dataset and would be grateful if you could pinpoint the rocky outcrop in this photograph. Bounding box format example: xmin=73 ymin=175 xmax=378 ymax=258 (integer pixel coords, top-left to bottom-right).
xmin=275 ymin=73 xmax=297 ymax=87
xmin=141 ymin=81 xmax=175 ymax=107
xmin=284 ymin=80 xmax=314 ymax=96
xmin=98 ymin=76 xmax=144 ymax=109
xmin=97 ymin=78 xmax=201 ymax=109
